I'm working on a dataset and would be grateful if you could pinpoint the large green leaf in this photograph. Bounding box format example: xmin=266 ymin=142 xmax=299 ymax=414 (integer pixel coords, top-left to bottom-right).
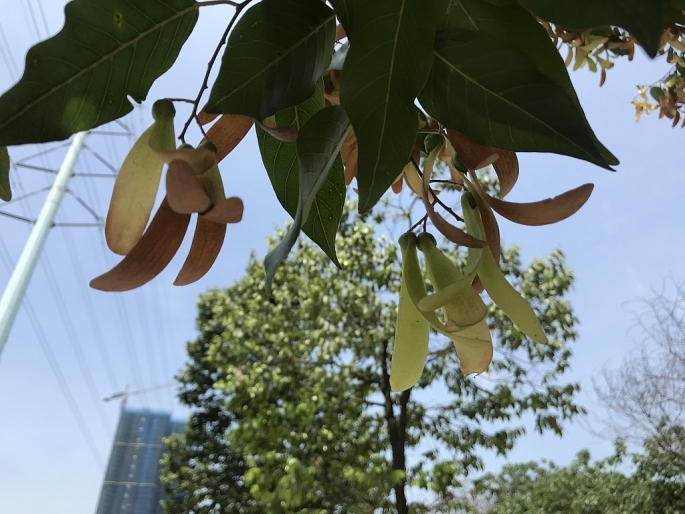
xmin=0 ymin=0 xmax=198 ymax=146
xmin=205 ymin=0 xmax=335 ymax=120
xmin=330 ymin=0 xmax=356 ymax=37
xmin=425 ymin=0 xmax=617 ymax=166
xmin=418 ymin=29 xmax=610 ymax=169
xmin=0 ymin=147 xmax=10 ymax=201
xmin=256 ymin=81 xmax=345 ymax=267
xmin=331 ymin=0 xmax=434 ymax=213
xmin=515 ymin=0 xmax=667 ymax=58
xmin=264 ymin=105 xmax=351 ymax=295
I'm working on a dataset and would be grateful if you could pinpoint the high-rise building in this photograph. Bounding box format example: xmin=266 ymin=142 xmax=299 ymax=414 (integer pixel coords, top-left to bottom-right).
xmin=95 ymin=409 xmax=185 ymax=514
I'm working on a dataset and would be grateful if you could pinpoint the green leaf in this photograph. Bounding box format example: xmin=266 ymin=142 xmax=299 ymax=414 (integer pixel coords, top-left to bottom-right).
xmin=0 ymin=147 xmax=10 ymax=202
xmin=331 ymin=0 xmax=434 ymax=213
xmin=418 ymin=29 xmax=610 ymax=169
xmin=329 ymin=0 xmax=356 ymax=36
xmin=0 ymin=0 xmax=198 ymax=146
xmin=205 ymin=0 xmax=335 ymax=120
xmin=425 ymin=0 xmax=617 ymax=166
xmin=515 ymin=0 xmax=667 ymax=58
xmin=264 ymin=105 xmax=351 ymax=295
xmin=256 ymin=81 xmax=346 ymax=267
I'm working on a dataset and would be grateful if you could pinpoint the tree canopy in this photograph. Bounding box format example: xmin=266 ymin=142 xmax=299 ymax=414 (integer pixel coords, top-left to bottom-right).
xmin=476 ymin=423 xmax=685 ymax=514
xmin=161 ymin=210 xmax=583 ymax=513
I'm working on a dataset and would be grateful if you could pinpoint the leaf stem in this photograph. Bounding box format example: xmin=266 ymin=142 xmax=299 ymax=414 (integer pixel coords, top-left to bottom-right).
xmin=179 ymin=0 xmax=254 ymax=143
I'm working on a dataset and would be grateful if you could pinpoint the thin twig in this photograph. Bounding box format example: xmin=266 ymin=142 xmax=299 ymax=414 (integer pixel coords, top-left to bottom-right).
xmin=197 ymin=0 xmax=241 ymax=6
xmin=432 ymin=193 xmax=463 ymax=222
xmin=430 ymin=179 xmax=459 ymax=185
xmin=179 ymin=0 xmax=254 ymax=143
xmin=409 ymin=214 xmax=428 ymax=232
xmin=165 ymin=97 xmax=195 ymax=104
xmin=411 ymin=156 xmax=463 ymax=222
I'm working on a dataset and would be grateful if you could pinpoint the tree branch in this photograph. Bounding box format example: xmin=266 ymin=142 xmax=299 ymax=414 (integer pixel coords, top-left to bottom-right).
xmin=179 ymin=0 xmax=254 ymax=143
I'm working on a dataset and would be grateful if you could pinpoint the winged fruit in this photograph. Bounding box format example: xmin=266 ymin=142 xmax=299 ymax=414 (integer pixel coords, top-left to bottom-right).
xmin=416 ymin=232 xmax=487 ymax=331
xmin=461 ymin=191 xmax=548 ymax=344
xmin=391 ymin=231 xmax=493 ymax=392
xmin=105 ymin=99 xmax=176 ymax=255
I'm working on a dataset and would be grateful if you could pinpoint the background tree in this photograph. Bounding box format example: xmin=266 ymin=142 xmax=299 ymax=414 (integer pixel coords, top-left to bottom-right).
xmin=475 ymin=423 xmax=685 ymax=514
xmin=593 ymin=281 xmax=685 ymax=467
xmin=160 ymin=321 xmax=257 ymax=514
xmin=162 ymin=209 xmax=583 ymax=513
xmin=475 ymin=444 xmax=645 ymax=514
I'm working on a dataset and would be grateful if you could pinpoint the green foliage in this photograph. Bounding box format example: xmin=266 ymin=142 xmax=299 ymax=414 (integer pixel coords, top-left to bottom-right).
xmin=0 ymin=0 xmax=198 ymax=145
xmin=264 ymin=105 xmax=350 ymax=294
xmin=477 ymin=423 xmax=685 ymax=514
xmin=256 ymin=81 xmax=346 ymax=267
xmin=427 ymin=0 xmax=618 ymax=165
xmin=477 ymin=446 xmax=644 ymax=514
xmin=5 ymin=0 xmax=673 ymax=219
xmin=514 ymin=0 xmax=666 ymax=57
xmin=0 ymin=0 xmax=678 ymax=294
xmin=419 ymin=29 xmax=611 ymax=169
xmin=162 ymin=211 xmax=583 ymax=513
xmin=634 ymin=423 xmax=685 ymax=513
xmin=160 ymin=319 xmax=257 ymax=514
xmin=0 ymin=147 xmax=9 ymax=201
xmin=205 ymin=0 xmax=336 ymax=120
xmin=330 ymin=0 xmax=435 ymax=213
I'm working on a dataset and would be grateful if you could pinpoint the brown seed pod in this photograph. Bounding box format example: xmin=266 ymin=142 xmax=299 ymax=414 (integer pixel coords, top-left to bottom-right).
xmin=174 ymin=217 xmax=227 ymax=286
xmin=91 ymin=199 xmax=190 ymax=292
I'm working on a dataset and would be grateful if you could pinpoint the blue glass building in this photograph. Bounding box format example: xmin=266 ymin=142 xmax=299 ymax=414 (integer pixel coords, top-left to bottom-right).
xmin=95 ymin=409 xmax=185 ymax=514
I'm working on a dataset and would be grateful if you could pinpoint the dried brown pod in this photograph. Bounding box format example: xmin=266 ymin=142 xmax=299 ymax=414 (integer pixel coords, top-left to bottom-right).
xmin=174 ymin=217 xmax=226 ymax=286
xmin=335 ymin=24 xmax=346 ymax=41
xmin=91 ymin=199 xmax=190 ymax=292
xmin=203 ymin=114 xmax=255 ymax=163
xmin=340 ymin=130 xmax=358 ymax=185
xmin=483 ymin=183 xmax=595 ymax=226
xmin=466 ymin=173 xmax=501 ymax=267
xmin=257 ymin=119 xmax=298 ymax=142
xmin=492 ymin=151 xmax=519 ymax=198
xmin=166 ymin=159 xmax=212 ymax=214
xmin=153 ymin=145 xmax=216 ymax=173
xmin=391 ymin=174 xmax=404 ymax=193
xmin=446 ymin=130 xmax=519 ymax=197
xmin=197 ymin=109 xmax=218 ymax=125
xmin=201 ymin=197 xmax=244 ymax=224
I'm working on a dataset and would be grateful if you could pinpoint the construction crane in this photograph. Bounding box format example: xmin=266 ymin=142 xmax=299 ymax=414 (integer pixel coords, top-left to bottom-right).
xmin=103 ymin=382 xmax=176 ymax=409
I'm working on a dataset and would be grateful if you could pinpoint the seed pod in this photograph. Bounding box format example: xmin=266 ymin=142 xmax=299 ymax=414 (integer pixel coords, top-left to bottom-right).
xmin=462 ymin=194 xmax=548 ymax=344
xmin=416 ymin=233 xmax=487 ymax=331
xmin=105 ymin=99 xmax=176 ymax=255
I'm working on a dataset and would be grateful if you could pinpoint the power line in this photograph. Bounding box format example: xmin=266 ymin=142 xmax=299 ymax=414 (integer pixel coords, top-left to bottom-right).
xmin=39 ymin=239 xmax=113 ymax=435
xmin=150 ymin=279 xmax=177 ymax=409
xmin=78 ymin=137 xmax=151 ymax=408
xmin=36 ymin=0 xmax=50 ymax=36
xmin=26 ymin=0 xmax=43 ymax=40
xmin=61 ymin=227 xmax=118 ymax=391
xmin=0 ymin=238 xmax=105 ymax=469
xmin=0 ymin=21 xmax=19 ymax=79
xmin=135 ymin=291 xmax=165 ymax=407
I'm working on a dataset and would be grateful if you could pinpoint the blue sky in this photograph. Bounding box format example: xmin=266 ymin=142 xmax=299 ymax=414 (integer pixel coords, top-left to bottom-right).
xmin=0 ymin=2 xmax=684 ymax=512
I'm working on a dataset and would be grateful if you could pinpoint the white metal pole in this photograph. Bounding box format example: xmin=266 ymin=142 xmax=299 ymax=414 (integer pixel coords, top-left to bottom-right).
xmin=0 ymin=131 xmax=89 ymax=357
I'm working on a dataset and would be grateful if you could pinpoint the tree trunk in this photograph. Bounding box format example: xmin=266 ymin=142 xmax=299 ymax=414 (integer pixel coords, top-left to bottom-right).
xmin=380 ymin=339 xmax=411 ymax=514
